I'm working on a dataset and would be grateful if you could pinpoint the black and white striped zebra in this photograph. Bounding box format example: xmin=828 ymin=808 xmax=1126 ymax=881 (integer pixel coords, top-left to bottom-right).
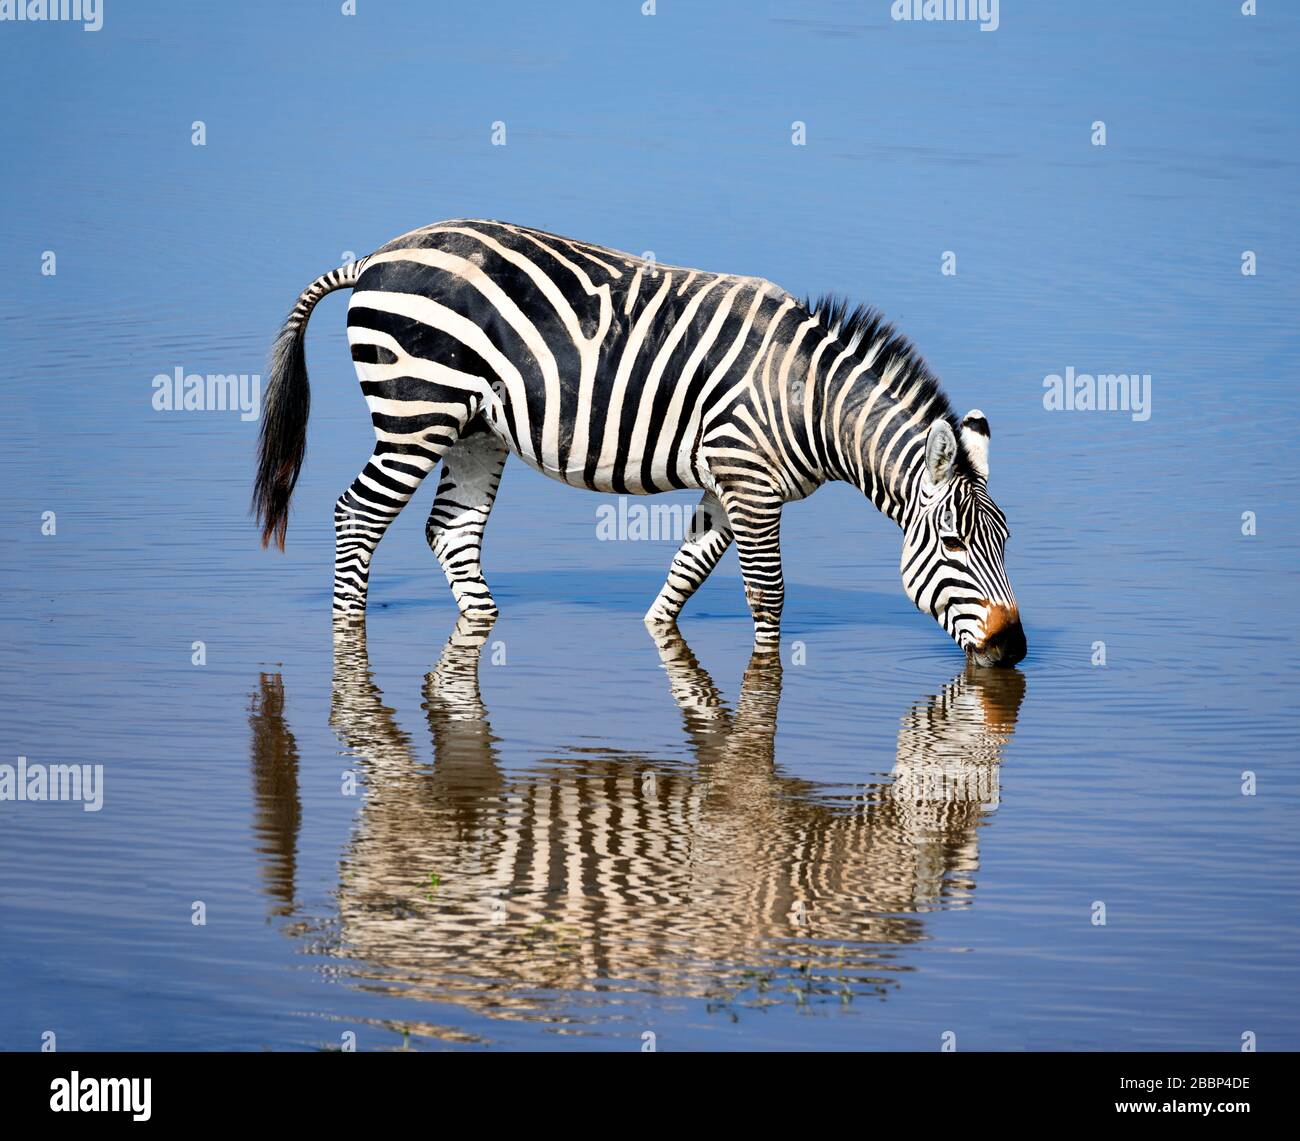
xmin=253 ymin=220 xmax=1025 ymax=665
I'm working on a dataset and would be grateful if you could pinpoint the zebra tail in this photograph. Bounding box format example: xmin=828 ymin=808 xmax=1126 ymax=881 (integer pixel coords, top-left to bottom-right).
xmin=253 ymin=260 xmax=365 ymax=549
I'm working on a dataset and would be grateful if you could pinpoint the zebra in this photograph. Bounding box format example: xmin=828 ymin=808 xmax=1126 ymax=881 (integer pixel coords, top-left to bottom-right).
xmin=253 ymin=219 xmax=1025 ymax=666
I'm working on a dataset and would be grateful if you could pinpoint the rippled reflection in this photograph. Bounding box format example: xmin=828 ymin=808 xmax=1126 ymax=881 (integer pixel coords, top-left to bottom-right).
xmin=247 ymin=672 xmax=301 ymax=917
xmin=249 ymin=623 xmax=1025 ymax=1029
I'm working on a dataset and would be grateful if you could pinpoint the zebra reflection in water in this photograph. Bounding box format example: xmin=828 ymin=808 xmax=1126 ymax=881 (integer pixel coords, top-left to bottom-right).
xmin=249 ymin=622 xmax=1025 ymax=1024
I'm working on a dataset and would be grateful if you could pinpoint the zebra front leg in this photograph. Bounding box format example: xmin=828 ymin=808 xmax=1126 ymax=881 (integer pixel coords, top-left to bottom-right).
xmin=334 ymin=446 xmax=441 ymax=620
xmin=718 ymin=485 xmax=785 ymax=651
xmin=425 ymin=430 xmax=509 ymax=621
xmin=644 ymin=492 xmax=733 ymax=626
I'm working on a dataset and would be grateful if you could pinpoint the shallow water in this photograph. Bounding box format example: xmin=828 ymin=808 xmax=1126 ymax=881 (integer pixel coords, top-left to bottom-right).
xmin=2 ymin=1 xmax=1299 ymax=1050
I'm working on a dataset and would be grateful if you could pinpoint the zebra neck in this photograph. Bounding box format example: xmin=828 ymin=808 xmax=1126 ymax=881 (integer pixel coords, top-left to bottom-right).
xmin=860 ymin=430 xmax=926 ymax=527
xmin=812 ymin=356 xmax=931 ymax=528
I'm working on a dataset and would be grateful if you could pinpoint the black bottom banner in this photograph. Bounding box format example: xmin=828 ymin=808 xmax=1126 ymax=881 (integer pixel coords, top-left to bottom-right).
xmin=0 ymin=1049 xmax=1283 ymax=1128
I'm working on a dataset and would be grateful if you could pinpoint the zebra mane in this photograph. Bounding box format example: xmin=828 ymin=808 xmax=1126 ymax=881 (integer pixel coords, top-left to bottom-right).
xmin=804 ymin=293 xmax=973 ymax=474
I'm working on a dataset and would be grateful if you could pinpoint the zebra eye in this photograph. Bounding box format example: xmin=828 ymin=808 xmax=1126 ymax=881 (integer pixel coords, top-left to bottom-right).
xmin=942 ymin=535 xmax=966 ymax=554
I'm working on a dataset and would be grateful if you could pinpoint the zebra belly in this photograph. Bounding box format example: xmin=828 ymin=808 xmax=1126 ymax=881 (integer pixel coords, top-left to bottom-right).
xmin=477 ymin=400 xmax=705 ymax=496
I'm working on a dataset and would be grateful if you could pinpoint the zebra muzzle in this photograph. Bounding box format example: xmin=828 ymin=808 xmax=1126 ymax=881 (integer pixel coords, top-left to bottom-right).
xmin=970 ymin=604 xmax=1026 ymax=667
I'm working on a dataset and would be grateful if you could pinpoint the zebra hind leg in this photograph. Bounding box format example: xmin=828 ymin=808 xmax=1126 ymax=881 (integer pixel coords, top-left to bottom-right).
xmin=425 ymin=427 xmax=509 ymax=622
xmin=644 ymin=491 xmax=734 ymax=626
xmin=333 ymin=445 xmax=442 ymax=620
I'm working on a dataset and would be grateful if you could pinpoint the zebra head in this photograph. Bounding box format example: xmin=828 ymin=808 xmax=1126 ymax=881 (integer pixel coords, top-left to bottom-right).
xmin=900 ymin=412 xmax=1025 ymax=667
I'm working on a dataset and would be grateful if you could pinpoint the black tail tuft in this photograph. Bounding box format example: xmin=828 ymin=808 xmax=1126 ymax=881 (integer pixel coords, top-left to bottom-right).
xmin=253 ymin=317 xmax=311 ymax=550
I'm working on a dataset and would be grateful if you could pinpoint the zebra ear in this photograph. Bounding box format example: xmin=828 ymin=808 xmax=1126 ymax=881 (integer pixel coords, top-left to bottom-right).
xmin=924 ymin=418 xmax=958 ymax=487
xmin=960 ymin=409 xmax=990 ymax=479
